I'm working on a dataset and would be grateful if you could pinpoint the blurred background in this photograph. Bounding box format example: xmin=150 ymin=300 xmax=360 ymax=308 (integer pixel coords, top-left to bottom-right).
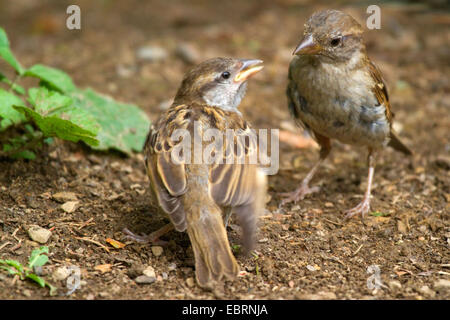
xmin=0 ymin=0 xmax=449 ymax=300
xmin=0 ymin=1 xmax=448 ymax=144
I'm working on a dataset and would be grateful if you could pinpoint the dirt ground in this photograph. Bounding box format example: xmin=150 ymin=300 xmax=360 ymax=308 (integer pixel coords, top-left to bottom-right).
xmin=0 ymin=0 xmax=449 ymax=300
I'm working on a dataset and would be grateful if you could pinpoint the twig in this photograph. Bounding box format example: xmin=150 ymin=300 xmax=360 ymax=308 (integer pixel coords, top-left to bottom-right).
xmin=323 ymin=218 xmax=343 ymax=226
xmin=352 ymin=244 xmax=364 ymax=256
xmin=11 ymin=227 xmax=21 ymax=242
xmin=74 ymin=236 xmax=110 ymax=252
xmin=9 ymin=242 xmax=22 ymax=252
xmin=77 ymin=217 xmax=94 ymax=230
xmin=0 ymin=241 xmax=11 ymax=251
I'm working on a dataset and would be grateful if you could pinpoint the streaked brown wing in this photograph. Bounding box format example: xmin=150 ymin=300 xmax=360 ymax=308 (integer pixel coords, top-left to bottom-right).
xmin=367 ymin=59 xmax=393 ymax=123
xmin=209 ymin=123 xmax=266 ymax=251
xmin=145 ymin=123 xmax=188 ymax=232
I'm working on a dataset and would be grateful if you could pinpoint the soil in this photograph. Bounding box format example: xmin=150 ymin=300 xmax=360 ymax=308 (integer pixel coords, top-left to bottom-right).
xmin=0 ymin=0 xmax=449 ymax=300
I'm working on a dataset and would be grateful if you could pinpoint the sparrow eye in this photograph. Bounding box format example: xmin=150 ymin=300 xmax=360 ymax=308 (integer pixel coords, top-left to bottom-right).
xmin=221 ymin=71 xmax=231 ymax=79
xmin=330 ymin=37 xmax=341 ymax=47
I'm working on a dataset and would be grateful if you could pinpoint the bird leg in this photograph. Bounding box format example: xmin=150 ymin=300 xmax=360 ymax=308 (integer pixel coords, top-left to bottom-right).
xmin=280 ymin=134 xmax=331 ymax=206
xmin=123 ymin=223 xmax=174 ymax=246
xmin=345 ymin=149 xmax=375 ymax=219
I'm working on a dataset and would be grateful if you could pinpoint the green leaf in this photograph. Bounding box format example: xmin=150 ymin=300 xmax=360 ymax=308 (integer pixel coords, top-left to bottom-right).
xmin=10 ymin=150 xmax=36 ymax=160
xmin=70 ymin=89 xmax=151 ymax=154
xmin=0 ymin=27 xmax=24 ymax=75
xmin=28 ymin=246 xmax=49 ymax=269
xmin=370 ymin=211 xmax=390 ymax=217
xmin=0 ymin=72 xmax=25 ymax=95
xmin=0 ymin=259 xmax=24 ymax=273
xmin=14 ymin=105 xmax=99 ymax=146
xmin=47 ymin=282 xmax=57 ymax=296
xmin=0 ymin=265 xmax=20 ymax=276
xmin=27 ymin=87 xmax=73 ymax=115
xmin=27 ymin=87 xmax=100 ymax=136
xmin=26 ymin=273 xmax=46 ymax=287
xmin=24 ymin=64 xmax=75 ymax=94
xmin=0 ymin=88 xmax=26 ymax=130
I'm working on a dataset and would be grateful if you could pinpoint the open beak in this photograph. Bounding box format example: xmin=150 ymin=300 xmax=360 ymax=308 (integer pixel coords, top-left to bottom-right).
xmin=234 ymin=59 xmax=264 ymax=82
xmin=293 ymin=35 xmax=322 ymax=55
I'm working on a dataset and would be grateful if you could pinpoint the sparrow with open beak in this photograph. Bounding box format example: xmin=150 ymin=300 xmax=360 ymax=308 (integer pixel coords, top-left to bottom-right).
xmin=125 ymin=58 xmax=267 ymax=288
xmin=282 ymin=10 xmax=412 ymax=218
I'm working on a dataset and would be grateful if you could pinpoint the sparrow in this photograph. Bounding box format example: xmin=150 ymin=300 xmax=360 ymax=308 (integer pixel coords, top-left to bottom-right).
xmin=282 ymin=9 xmax=412 ymax=218
xmin=125 ymin=58 xmax=267 ymax=288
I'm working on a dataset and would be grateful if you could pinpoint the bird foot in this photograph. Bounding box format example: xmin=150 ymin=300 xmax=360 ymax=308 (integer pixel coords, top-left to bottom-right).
xmin=279 ymin=184 xmax=320 ymax=206
xmin=344 ymin=199 xmax=370 ymax=220
xmin=122 ymin=228 xmax=169 ymax=246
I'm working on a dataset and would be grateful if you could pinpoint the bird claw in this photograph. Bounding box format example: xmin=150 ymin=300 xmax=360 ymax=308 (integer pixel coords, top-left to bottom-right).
xmin=344 ymin=199 xmax=370 ymax=220
xmin=279 ymin=184 xmax=320 ymax=207
xmin=122 ymin=228 xmax=168 ymax=246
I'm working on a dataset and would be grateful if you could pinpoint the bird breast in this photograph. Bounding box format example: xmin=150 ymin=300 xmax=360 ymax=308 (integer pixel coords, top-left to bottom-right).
xmin=290 ymin=56 xmax=390 ymax=148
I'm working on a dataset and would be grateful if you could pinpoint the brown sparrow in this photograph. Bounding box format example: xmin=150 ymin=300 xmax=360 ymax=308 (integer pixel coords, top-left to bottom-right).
xmin=126 ymin=58 xmax=267 ymax=288
xmin=282 ymin=10 xmax=412 ymax=218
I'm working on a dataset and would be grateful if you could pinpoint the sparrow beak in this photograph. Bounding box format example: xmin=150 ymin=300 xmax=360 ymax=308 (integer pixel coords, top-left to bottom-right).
xmin=293 ymin=35 xmax=322 ymax=55
xmin=234 ymin=59 xmax=264 ymax=83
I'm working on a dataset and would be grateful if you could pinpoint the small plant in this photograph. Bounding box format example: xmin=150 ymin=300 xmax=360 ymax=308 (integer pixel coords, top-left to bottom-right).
xmin=370 ymin=211 xmax=390 ymax=217
xmin=231 ymin=244 xmax=241 ymax=254
xmin=0 ymin=246 xmax=57 ymax=296
xmin=0 ymin=27 xmax=150 ymax=159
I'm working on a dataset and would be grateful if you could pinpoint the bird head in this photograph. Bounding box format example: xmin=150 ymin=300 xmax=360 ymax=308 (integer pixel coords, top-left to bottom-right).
xmin=174 ymin=57 xmax=263 ymax=111
xmin=293 ymin=10 xmax=365 ymax=63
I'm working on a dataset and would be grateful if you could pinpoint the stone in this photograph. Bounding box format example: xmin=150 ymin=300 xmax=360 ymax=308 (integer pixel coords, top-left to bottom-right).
xmin=434 ymin=279 xmax=450 ymax=292
xmin=135 ymin=275 xmax=156 ymax=284
xmin=418 ymin=285 xmax=435 ymax=298
xmin=61 ymin=201 xmax=79 ymax=213
xmin=388 ymin=280 xmax=402 ymax=291
xmin=27 ymin=225 xmax=51 ymax=244
xmin=151 ymin=246 xmax=163 ymax=257
xmin=136 ymin=46 xmax=168 ymax=62
xmin=53 ymin=266 xmax=71 ymax=281
xmin=143 ymin=266 xmax=156 ymax=278
xmin=186 ymin=277 xmax=195 ymax=287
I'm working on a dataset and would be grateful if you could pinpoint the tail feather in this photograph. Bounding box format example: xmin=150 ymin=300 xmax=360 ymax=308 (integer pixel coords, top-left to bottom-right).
xmin=186 ymin=205 xmax=239 ymax=288
xmin=388 ymin=131 xmax=412 ymax=155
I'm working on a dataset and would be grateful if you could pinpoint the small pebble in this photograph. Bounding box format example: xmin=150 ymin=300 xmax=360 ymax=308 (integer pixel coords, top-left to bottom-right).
xmin=434 ymin=279 xmax=450 ymax=292
xmin=388 ymin=280 xmax=402 ymax=291
xmin=27 ymin=225 xmax=51 ymax=244
xmin=143 ymin=266 xmax=156 ymax=278
xmin=186 ymin=277 xmax=195 ymax=287
xmin=151 ymin=246 xmax=163 ymax=257
xmin=136 ymin=46 xmax=168 ymax=62
xmin=22 ymin=289 xmax=32 ymax=297
xmin=418 ymin=285 xmax=435 ymax=298
xmin=168 ymin=263 xmax=177 ymax=271
xmin=53 ymin=266 xmax=71 ymax=281
xmin=135 ymin=275 xmax=156 ymax=284
xmin=61 ymin=201 xmax=79 ymax=213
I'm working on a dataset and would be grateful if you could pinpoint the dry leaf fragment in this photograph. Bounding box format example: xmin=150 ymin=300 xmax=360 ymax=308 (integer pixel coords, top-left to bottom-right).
xmin=106 ymin=238 xmax=126 ymax=249
xmin=94 ymin=264 xmax=112 ymax=273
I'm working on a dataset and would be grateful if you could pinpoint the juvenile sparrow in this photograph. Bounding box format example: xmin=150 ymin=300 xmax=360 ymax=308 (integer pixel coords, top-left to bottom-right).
xmin=126 ymin=58 xmax=267 ymax=288
xmin=282 ymin=9 xmax=412 ymax=218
